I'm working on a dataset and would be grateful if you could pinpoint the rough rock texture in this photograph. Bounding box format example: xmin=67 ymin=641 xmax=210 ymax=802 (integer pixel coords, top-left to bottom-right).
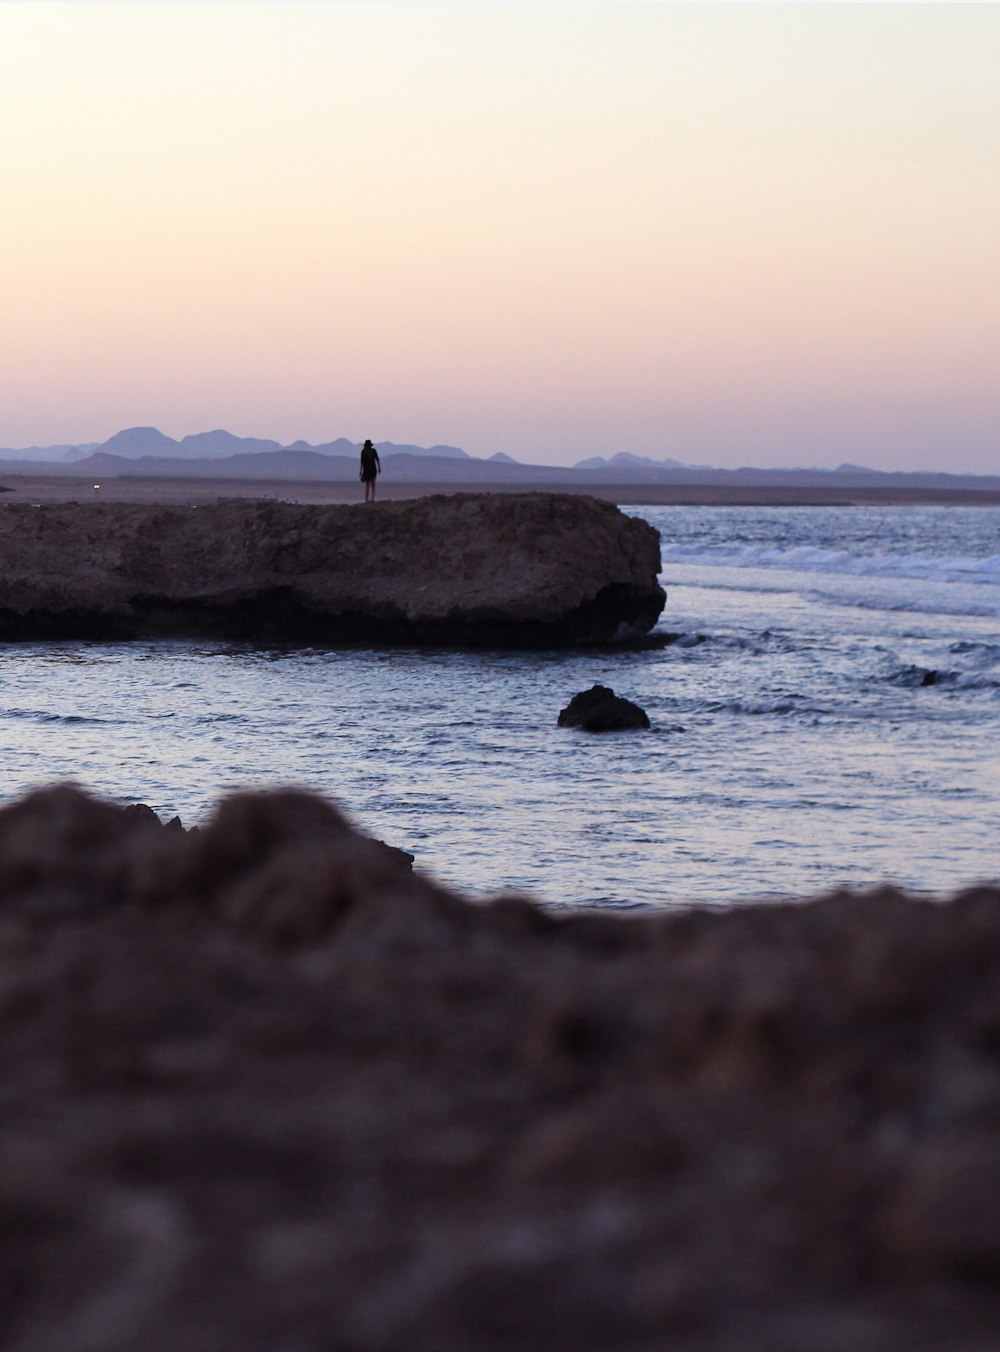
xmin=124 ymin=802 xmax=186 ymax=833
xmin=2 ymin=784 xmax=1000 ymax=1351
xmin=0 ymin=494 xmax=665 ymax=646
xmin=558 ymin=684 xmax=651 ymax=731
xmin=122 ymin=800 xmax=414 ymax=869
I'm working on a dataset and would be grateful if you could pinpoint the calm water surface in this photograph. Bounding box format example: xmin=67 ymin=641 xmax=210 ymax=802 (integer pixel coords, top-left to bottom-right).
xmin=0 ymin=504 xmax=997 ymax=909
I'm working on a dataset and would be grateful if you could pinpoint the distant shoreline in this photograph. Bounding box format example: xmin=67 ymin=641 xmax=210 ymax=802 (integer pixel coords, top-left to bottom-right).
xmin=2 ymin=473 xmax=999 ymax=509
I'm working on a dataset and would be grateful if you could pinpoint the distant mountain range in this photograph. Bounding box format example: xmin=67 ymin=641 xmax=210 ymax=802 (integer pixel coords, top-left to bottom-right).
xmin=576 ymin=452 xmax=712 ymax=471
xmin=575 ymin=452 xmax=890 ymax=475
xmin=0 ymin=427 xmax=475 ymax=464
xmin=0 ymin=428 xmax=997 ymax=493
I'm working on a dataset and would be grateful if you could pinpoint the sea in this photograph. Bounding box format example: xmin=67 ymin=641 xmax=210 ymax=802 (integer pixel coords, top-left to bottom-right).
xmin=1 ymin=503 xmax=997 ymax=910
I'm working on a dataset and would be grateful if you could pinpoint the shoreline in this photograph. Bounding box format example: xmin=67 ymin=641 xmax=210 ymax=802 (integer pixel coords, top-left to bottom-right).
xmin=3 ymin=472 xmax=1000 ymax=508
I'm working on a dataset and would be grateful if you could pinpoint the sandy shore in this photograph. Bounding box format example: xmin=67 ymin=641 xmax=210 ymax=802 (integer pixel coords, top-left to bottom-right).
xmin=3 ymin=473 xmax=999 ymax=508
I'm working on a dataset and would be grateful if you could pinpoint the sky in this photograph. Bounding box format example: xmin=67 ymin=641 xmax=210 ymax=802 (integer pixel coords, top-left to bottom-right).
xmin=1 ymin=2 xmax=998 ymax=471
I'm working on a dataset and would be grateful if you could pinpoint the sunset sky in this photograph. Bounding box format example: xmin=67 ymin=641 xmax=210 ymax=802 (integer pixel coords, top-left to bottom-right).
xmin=1 ymin=3 xmax=998 ymax=471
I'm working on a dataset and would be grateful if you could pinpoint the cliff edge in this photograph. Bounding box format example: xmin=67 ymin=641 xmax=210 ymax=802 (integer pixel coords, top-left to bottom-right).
xmin=0 ymin=493 xmax=665 ymax=646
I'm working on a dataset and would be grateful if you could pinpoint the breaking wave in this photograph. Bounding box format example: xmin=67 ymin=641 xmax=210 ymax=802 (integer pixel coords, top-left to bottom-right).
xmin=659 ymin=542 xmax=1000 ymax=587
xmin=702 ymin=696 xmax=805 ymax=716
xmin=888 ymin=664 xmax=1000 ymax=692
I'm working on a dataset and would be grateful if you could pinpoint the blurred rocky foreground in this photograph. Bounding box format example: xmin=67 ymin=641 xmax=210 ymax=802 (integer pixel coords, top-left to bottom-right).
xmin=1 ymin=787 xmax=999 ymax=1352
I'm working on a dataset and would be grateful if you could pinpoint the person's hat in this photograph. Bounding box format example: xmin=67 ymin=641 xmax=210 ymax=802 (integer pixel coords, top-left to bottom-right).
xmin=363 ymin=439 xmax=373 ymax=448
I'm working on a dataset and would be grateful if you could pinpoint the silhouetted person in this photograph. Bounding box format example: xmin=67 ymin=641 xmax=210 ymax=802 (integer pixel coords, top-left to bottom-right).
xmin=359 ymin=438 xmax=381 ymax=502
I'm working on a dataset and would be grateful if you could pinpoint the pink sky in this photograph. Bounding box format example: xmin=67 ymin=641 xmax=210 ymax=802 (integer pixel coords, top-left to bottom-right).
xmin=1 ymin=3 xmax=998 ymax=471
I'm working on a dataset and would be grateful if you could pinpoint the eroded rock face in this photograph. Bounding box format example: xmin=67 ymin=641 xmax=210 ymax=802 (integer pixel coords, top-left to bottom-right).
xmin=0 ymin=494 xmax=666 ymax=646
xmin=1 ymin=784 xmax=1000 ymax=1351
xmin=558 ymin=684 xmax=651 ymax=731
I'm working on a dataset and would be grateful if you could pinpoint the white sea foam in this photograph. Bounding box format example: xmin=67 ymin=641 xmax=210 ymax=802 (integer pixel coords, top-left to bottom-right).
xmin=658 ymin=542 xmax=1000 ymax=588
xmin=656 ymin=573 xmax=999 ymax=621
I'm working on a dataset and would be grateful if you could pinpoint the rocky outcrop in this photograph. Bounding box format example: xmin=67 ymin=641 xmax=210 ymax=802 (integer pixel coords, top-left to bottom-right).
xmin=0 ymin=494 xmax=665 ymax=646
xmin=558 ymin=683 xmax=651 ymax=731
xmin=2 ymin=783 xmax=1000 ymax=1351
xmin=124 ymin=797 xmax=414 ymax=865
xmin=124 ymin=802 xmax=186 ymax=832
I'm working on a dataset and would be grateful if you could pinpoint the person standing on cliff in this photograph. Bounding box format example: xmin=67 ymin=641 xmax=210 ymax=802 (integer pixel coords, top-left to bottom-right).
xmin=359 ymin=439 xmax=381 ymax=502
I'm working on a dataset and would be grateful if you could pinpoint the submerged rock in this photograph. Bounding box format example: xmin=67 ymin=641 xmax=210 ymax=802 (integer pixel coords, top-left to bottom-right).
xmin=0 ymin=494 xmax=666 ymax=647
xmin=558 ymin=683 xmax=651 ymax=731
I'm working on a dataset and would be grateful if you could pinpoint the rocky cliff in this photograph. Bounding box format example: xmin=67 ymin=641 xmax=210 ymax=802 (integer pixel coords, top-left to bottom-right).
xmin=0 ymin=493 xmax=665 ymax=646
xmin=1 ymin=784 xmax=999 ymax=1351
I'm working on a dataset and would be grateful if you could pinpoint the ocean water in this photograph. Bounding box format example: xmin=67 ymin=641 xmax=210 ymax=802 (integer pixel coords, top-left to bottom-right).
xmin=0 ymin=503 xmax=997 ymax=910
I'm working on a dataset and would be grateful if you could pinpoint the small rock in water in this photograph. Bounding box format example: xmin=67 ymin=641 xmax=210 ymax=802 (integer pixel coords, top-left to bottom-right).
xmin=557 ymin=684 xmax=650 ymax=732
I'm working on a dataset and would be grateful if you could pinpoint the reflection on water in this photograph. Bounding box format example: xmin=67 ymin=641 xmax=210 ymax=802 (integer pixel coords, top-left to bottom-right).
xmin=0 ymin=504 xmax=997 ymax=909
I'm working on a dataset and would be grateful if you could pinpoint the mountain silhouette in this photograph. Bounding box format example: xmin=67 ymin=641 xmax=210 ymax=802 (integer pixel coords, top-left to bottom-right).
xmin=88 ymin=428 xmax=474 ymax=461
xmin=100 ymin=427 xmax=180 ymax=457
xmin=0 ymin=430 xmax=997 ymax=494
xmin=575 ymin=452 xmax=691 ymax=470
